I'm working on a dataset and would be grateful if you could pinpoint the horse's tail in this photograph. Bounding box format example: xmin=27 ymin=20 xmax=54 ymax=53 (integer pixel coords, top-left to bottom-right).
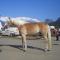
xmin=47 ymin=25 xmax=52 ymax=50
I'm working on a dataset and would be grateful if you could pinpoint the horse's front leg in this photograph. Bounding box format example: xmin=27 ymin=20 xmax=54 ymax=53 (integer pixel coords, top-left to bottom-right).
xmin=21 ymin=34 xmax=27 ymax=52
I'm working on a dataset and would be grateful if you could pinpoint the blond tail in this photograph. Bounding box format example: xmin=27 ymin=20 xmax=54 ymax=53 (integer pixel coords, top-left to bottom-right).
xmin=47 ymin=25 xmax=52 ymax=50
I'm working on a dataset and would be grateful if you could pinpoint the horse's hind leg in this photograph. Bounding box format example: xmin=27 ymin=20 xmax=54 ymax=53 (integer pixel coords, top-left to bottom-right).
xmin=43 ymin=32 xmax=50 ymax=51
xmin=21 ymin=34 xmax=27 ymax=51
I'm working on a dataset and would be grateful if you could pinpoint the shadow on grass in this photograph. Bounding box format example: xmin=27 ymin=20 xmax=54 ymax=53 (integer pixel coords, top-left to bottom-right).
xmin=53 ymin=43 xmax=60 ymax=45
xmin=53 ymin=40 xmax=60 ymax=45
xmin=0 ymin=49 xmax=2 ymax=52
xmin=0 ymin=44 xmax=45 ymax=52
xmin=0 ymin=45 xmax=2 ymax=52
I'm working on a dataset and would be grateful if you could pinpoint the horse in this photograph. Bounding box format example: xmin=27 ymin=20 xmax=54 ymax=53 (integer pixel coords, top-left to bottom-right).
xmin=6 ymin=19 xmax=52 ymax=52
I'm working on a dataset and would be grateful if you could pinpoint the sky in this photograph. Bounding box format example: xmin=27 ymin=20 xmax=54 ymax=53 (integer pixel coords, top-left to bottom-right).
xmin=0 ymin=0 xmax=60 ymax=21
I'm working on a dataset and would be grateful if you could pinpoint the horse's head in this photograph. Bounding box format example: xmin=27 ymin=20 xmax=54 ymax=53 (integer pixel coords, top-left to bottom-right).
xmin=6 ymin=19 xmax=18 ymax=27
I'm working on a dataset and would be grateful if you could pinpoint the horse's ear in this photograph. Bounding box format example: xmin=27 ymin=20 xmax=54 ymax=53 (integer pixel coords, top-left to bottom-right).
xmin=8 ymin=17 xmax=11 ymax=20
xmin=8 ymin=17 xmax=12 ymax=23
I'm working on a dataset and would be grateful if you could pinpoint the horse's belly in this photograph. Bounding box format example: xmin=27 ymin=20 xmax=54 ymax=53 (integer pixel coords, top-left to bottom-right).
xmin=27 ymin=26 xmax=40 ymax=35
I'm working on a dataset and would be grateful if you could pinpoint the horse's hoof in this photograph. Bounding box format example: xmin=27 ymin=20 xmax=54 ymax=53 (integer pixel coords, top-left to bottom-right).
xmin=44 ymin=49 xmax=51 ymax=52
xmin=23 ymin=50 xmax=26 ymax=52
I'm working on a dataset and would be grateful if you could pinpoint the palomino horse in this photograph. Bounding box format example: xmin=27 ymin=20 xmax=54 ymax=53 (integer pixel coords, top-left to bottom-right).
xmin=6 ymin=19 xmax=52 ymax=51
xmin=18 ymin=22 xmax=52 ymax=51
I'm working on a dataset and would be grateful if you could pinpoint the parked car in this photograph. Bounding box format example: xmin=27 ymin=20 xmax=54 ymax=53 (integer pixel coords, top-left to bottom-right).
xmin=1 ymin=27 xmax=19 ymax=36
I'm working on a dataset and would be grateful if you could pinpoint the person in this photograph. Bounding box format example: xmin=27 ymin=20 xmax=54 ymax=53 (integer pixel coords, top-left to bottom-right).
xmin=56 ymin=28 xmax=60 ymax=41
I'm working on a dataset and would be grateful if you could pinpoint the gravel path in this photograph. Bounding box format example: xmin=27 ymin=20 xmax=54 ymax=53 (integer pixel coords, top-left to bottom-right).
xmin=0 ymin=36 xmax=60 ymax=60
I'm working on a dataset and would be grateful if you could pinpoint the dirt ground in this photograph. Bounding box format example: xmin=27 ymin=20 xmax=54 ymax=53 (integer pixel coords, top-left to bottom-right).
xmin=0 ymin=36 xmax=60 ymax=60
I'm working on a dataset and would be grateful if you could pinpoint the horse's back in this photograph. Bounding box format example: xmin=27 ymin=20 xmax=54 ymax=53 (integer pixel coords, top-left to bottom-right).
xmin=37 ymin=22 xmax=49 ymax=32
xmin=24 ymin=22 xmax=48 ymax=31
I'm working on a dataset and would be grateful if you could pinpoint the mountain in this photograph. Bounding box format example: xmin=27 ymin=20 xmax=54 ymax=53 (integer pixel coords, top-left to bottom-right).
xmin=0 ymin=16 xmax=40 ymax=25
xmin=11 ymin=17 xmax=40 ymax=25
xmin=12 ymin=17 xmax=40 ymax=22
xmin=49 ymin=17 xmax=60 ymax=28
xmin=0 ymin=16 xmax=8 ymax=22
